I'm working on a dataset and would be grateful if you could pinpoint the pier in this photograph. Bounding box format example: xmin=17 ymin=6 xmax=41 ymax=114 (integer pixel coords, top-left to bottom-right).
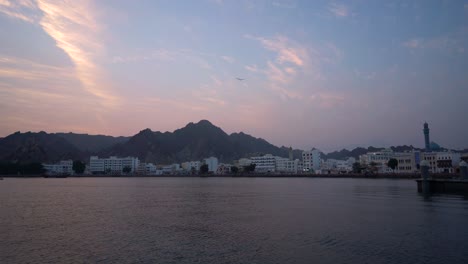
xmin=417 ymin=160 xmax=468 ymax=194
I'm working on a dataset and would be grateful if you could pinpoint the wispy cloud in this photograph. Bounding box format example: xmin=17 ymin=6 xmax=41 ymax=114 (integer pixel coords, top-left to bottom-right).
xmin=0 ymin=0 xmax=119 ymax=108
xmin=245 ymin=34 xmax=308 ymax=66
xmin=0 ymin=56 xmax=75 ymax=82
xmin=245 ymin=34 xmax=312 ymax=99
xmin=328 ymin=3 xmax=350 ymax=18
xmin=36 ymin=0 xmax=118 ymax=107
xmin=221 ymin=55 xmax=235 ymax=64
xmin=0 ymin=0 xmax=37 ymax=23
xmin=402 ymin=28 xmax=468 ymax=53
xmin=402 ymin=38 xmax=422 ymax=48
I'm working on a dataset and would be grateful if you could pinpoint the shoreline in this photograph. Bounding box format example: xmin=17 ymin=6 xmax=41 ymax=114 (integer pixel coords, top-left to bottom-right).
xmin=0 ymin=173 xmax=461 ymax=179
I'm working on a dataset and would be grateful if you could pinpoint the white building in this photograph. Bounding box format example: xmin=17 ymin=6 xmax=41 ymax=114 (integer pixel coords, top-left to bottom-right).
xmin=250 ymin=154 xmax=277 ymax=172
xmin=204 ymin=157 xmax=219 ymax=172
xmin=302 ymin=149 xmax=321 ymax=172
xmin=322 ymin=157 xmax=356 ymax=173
xmin=238 ymin=158 xmax=252 ymax=167
xmin=276 ymin=158 xmax=302 ymax=174
xmin=138 ymin=162 xmax=162 ymax=175
xmin=181 ymin=161 xmax=201 ymax=172
xmin=434 ymin=152 xmax=460 ymax=173
xmin=42 ymin=160 xmax=73 ymax=175
xmin=89 ymin=156 xmax=140 ymax=174
xmin=359 ymin=149 xmax=394 ymax=173
xmin=161 ymin=163 xmax=182 ymax=174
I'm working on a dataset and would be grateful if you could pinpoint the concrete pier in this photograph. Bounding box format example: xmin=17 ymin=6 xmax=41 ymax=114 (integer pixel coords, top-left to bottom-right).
xmin=416 ymin=160 xmax=468 ymax=194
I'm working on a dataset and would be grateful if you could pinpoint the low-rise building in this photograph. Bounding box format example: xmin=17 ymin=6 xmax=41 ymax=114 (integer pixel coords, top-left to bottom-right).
xmin=204 ymin=157 xmax=219 ymax=172
xmin=89 ymin=156 xmax=140 ymax=174
xmin=42 ymin=160 xmax=73 ymax=175
xmin=251 ymin=154 xmax=276 ymax=173
xmin=181 ymin=161 xmax=201 ymax=172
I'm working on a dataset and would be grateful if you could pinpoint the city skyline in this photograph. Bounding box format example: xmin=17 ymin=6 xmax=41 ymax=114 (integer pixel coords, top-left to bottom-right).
xmin=1 ymin=0 xmax=468 ymax=152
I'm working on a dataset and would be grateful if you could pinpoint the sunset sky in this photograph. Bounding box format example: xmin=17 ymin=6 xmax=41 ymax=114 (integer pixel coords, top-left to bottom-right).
xmin=1 ymin=0 xmax=467 ymax=151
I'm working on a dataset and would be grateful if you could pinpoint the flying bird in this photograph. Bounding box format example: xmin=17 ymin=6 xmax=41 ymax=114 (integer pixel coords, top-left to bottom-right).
xmin=236 ymin=77 xmax=245 ymax=81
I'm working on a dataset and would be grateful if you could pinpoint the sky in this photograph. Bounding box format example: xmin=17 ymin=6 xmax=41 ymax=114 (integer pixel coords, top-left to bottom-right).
xmin=0 ymin=0 xmax=467 ymax=152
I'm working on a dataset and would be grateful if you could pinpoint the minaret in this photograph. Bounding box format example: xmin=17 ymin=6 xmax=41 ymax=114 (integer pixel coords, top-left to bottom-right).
xmin=423 ymin=122 xmax=430 ymax=152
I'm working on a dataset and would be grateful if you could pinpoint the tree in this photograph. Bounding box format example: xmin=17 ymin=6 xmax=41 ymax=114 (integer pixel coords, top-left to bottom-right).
xmin=230 ymin=166 xmax=239 ymax=174
xmin=387 ymin=158 xmax=398 ymax=172
xmin=200 ymin=164 xmax=209 ymax=174
xmin=352 ymin=162 xmax=362 ymax=173
xmin=243 ymin=163 xmax=256 ymax=173
xmin=73 ymin=160 xmax=86 ymax=174
xmin=122 ymin=166 xmax=132 ymax=174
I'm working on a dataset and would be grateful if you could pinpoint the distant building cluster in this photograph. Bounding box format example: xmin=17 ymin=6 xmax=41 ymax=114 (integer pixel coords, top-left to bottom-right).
xmin=42 ymin=122 xmax=468 ymax=176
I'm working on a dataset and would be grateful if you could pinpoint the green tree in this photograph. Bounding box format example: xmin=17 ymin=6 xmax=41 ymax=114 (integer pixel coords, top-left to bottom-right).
xmin=387 ymin=158 xmax=398 ymax=172
xmin=73 ymin=160 xmax=86 ymax=174
xmin=200 ymin=164 xmax=209 ymax=174
xmin=369 ymin=161 xmax=378 ymax=174
xmin=243 ymin=163 xmax=256 ymax=173
xmin=352 ymin=162 xmax=362 ymax=173
xmin=122 ymin=166 xmax=132 ymax=174
xmin=230 ymin=166 xmax=239 ymax=174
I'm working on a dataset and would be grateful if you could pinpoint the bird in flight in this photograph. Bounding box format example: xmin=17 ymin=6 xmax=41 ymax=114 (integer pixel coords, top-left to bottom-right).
xmin=236 ymin=77 xmax=245 ymax=81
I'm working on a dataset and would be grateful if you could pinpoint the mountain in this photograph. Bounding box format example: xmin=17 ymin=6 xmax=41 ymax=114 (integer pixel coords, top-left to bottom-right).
xmin=55 ymin=133 xmax=129 ymax=152
xmin=100 ymin=120 xmax=302 ymax=164
xmin=0 ymin=131 xmax=84 ymax=163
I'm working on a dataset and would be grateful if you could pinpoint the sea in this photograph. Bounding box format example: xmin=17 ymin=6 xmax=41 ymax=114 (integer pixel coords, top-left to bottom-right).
xmin=1 ymin=177 xmax=467 ymax=264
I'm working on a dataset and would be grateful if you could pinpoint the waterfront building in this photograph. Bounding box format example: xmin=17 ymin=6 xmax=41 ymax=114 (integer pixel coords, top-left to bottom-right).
xmin=434 ymin=152 xmax=460 ymax=173
xmin=181 ymin=161 xmax=201 ymax=172
xmin=42 ymin=160 xmax=73 ymax=175
xmin=359 ymin=149 xmax=394 ymax=173
xmin=161 ymin=164 xmax=182 ymax=174
xmin=204 ymin=157 xmax=219 ymax=172
xmin=394 ymin=151 xmax=420 ymax=173
xmin=216 ymin=163 xmax=232 ymax=174
xmin=238 ymin=158 xmax=252 ymax=167
xmin=250 ymin=154 xmax=277 ymax=172
xmin=138 ymin=162 xmax=161 ymax=175
xmin=276 ymin=158 xmax=302 ymax=174
xmin=421 ymin=152 xmax=437 ymax=173
xmin=89 ymin=156 xmax=140 ymax=174
xmin=322 ymin=157 xmax=356 ymax=173
xmin=302 ymin=149 xmax=321 ymax=172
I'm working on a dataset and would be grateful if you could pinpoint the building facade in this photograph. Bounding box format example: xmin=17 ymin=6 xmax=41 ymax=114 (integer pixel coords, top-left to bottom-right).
xmin=204 ymin=157 xmax=219 ymax=172
xmin=89 ymin=156 xmax=140 ymax=174
xmin=42 ymin=160 xmax=73 ymax=175
xmin=302 ymin=149 xmax=321 ymax=172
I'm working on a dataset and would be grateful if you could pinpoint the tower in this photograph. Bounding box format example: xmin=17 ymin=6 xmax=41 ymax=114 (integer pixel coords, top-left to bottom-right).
xmin=423 ymin=122 xmax=430 ymax=152
xmin=289 ymin=146 xmax=293 ymax=161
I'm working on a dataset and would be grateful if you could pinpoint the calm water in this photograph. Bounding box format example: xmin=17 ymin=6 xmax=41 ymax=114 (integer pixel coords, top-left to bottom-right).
xmin=1 ymin=178 xmax=467 ymax=264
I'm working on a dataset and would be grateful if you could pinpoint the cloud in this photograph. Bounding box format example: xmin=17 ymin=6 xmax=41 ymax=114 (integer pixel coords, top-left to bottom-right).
xmin=0 ymin=0 xmax=37 ymax=23
xmin=245 ymin=64 xmax=260 ymax=72
xmin=221 ymin=55 xmax=235 ymax=63
xmin=328 ymin=3 xmax=349 ymax=18
xmin=0 ymin=56 xmax=75 ymax=81
xmin=402 ymin=28 xmax=468 ymax=53
xmin=245 ymin=34 xmax=308 ymax=66
xmin=245 ymin=34 xmax=313 ymax=99
xmin=36 ymin=0 xmax=118 ymax=107
xmin=402 ymin=38 xmax=422 ymax=48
